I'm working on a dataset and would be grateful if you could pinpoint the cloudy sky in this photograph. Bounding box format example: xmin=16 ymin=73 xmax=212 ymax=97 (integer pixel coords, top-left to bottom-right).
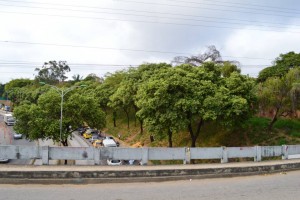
xmin=1 ymin=0 xmax=300 ymax=83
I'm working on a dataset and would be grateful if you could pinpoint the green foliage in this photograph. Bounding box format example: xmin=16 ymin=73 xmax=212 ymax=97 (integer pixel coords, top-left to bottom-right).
xmin=13 ymin=87 xmax=106 ymax=145
xmin=4 ymin=78 xmax=33 ymax=91
xmin=35 ymin=60 xmax=70 ymax=84
xmin=257 ymin=68 xmax=300 ymax=130
xmin=257 ymin=52 xmax=300 ymax=82
xmin=273 ymin=119 xmax=300 ymax=131
xmin=244 ymin=117 xmax=270 ymax=128
xmin=220 ymin=62 xmax=241 ymax=78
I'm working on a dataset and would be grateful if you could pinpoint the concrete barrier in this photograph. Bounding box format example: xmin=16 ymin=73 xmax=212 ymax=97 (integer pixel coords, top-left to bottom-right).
xmin=2 ymin=144 xmax=300 ymax=165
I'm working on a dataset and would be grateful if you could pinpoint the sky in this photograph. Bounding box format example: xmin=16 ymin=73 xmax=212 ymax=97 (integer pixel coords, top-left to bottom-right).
xmin=1 ymin=0 xmax=300 ymax=83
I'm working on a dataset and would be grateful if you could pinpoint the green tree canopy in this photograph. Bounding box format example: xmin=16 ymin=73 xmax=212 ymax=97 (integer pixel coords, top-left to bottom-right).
xmin=257 ymin=67 xmax=300 ymax=130
xmin=35 ymin=61 xmax=70 ymax=84
xmin=13 ymin=88 xmax=106 ymax=146
xmin=136 ymin=63 xmax=255 ymax=147
xmin=257 ymin=52 xmax=300 ymax=82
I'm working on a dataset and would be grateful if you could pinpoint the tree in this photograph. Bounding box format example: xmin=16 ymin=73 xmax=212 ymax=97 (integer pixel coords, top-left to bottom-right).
xmin=4 ymin=78 xmax=33 ymax=91
xmin=35 ymin=61 xmax=70 ymax=84
xmin=72 ymin=74 xmax=83 ymax=83
xmin=257 ymin=68 xmax=300 ymax=131
xmin=257 ymin=52 xmax=300 ymax=82
xmin=137 ymin=63 xmax=255 ymax=147
xmin=13 ymin=88 xmax=106 ymax=146
xmin=83 ymin=73 xmax=103 ymax=82
xmin=97 ymin=71 xmax=127 ymax=127
xmin=109 ymin=63 xmax=172 ymax=133
xmin=136 ymin=67 xmax=188 ymax=147
xmin=172 ymin=45 xmax=239 ymax=67
xmin=221 ymin=62 xmax=241 ymax=77
xmin=172 ymin=45 xmax=223 ymax=66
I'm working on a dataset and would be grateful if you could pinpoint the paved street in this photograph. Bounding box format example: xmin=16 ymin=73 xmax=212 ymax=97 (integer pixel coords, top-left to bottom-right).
xmin=0 ymin=113 xmax=35 ymax=165
xmin=0 ymin=170 xmax=300 ymax=200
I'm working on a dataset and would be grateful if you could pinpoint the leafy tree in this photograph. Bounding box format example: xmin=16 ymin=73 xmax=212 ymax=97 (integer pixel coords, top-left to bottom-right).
xmin=221 ymin=62 xmax=241 ymax=77
xmin=0 ymin=83 xmax=4 ymax=97
xmin=137 ymin=63 xmax=255 ymax=147
xmin=95 ymin=71 xmax=126 ymax=127
xmin=72 ymin=74 xmax=83 ymax=83
xmin=257 ymin=68 xmax=300 ymax=130
xmin=136 ymin=67 xmax=188 ymax=147
xmin=13 ymin=88 xmax=106 ymax=146
xmin=257 ymin=52 xmax=300 ymax=82
xmin=35 ymin=61 xmax=70 ymax=84
xmin=83 ymin=73 xmax=103 ymax=82
xmin=4 ymin=78 xmax=33 ymax=91
xmin=109 ymin=63 xmax=172 ymax=133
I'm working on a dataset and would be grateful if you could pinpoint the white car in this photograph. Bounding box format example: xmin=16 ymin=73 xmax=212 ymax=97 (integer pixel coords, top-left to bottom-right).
xmin=107 ymin=159 xmax=122 ymax=166
xmin=13 ymin=132 xmax=22 ymax=139
xmin=0 ymin=158 xmax=9 ymax=163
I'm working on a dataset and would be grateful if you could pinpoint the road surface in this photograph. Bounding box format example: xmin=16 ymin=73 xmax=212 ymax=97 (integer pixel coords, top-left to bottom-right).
xmin=0 ymin=170 xmax=299 ymax=200
xmin=0 ymin=114 xmax=35 ymax=165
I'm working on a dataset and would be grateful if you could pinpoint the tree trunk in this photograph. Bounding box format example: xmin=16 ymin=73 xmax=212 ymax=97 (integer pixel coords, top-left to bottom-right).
xmin=124 ymin=108 xmax=130 ymax=129
xmin=133 ymin=105 xmax=138 ymax=127
xmin=168 ymin=129 xmax=173 ymax=147
xmin=188 ymin=118 xmax=203 ymax=148
xmin=139 ymin=119 xmax=143 ymax=134
xmin=268 ymin=107 xmax=279 ymax=131
xmin=113 ymin=111 xmax=117 ymax=127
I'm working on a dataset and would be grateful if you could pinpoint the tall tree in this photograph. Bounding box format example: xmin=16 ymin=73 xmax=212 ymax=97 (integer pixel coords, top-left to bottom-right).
xmin=13 ymin=88 xmax=106 ymax=146
xmin=72 ymin=74 xmax=83 ymax=83
xmin=257 ymin=52 xmax=300 ymax=82
xmin=35 ymin=61 xmax=70 ymax=84
xmin=257 ymin=68 xmax=300 ymax=130
xmin=137 ymin=63 xmax=255 ymax=147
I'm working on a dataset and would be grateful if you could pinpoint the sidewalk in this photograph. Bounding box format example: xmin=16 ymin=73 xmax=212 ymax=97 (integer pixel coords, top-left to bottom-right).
xmin=1 ymin=159 xmax=300 ymax=184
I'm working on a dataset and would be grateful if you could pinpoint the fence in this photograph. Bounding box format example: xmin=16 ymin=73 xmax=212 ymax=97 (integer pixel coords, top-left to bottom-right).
xmin=0 ymin=145 xmax=300 ymax=165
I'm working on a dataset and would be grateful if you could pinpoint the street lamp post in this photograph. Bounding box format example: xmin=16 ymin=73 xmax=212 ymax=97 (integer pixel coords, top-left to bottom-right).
xmin=40 ymin=82 xmax=85 ymax=145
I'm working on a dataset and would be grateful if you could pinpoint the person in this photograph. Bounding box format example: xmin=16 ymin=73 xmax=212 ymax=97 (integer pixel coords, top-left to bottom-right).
xmin=118 ymin=132 xmax=121 ymax=139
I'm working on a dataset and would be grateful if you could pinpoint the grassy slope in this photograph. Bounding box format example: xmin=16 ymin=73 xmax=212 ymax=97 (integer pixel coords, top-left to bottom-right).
xmin=104 ymin=110 xmax=300 ymax=147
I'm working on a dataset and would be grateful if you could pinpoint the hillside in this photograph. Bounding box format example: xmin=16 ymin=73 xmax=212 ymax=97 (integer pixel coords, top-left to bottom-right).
xmin=104 ymin=112 xmax=300 ymax=148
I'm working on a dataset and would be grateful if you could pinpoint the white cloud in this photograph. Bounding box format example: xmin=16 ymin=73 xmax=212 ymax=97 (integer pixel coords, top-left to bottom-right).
xmin=223 ymin=26 xmax=300 ymax=76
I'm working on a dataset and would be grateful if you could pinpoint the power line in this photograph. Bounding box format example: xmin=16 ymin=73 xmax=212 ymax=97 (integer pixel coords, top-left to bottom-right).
xmin=0 ymin=3 xmax=296 ymax=30
xmin=3 ymin=0 xmax=300 ymax=18
xmin=1 ymin=10 xmax=299 ymax=34
xmin=113 ymin=0 xmax=300 ymax=18
xmin=0 ymin=40 xmax=274 ymax=60
xmin=0 ymin=0 xmax=299 ymax=28
xmin=157 ymin=0 xmax=300 ymax=14
xmin=186 ymin=0 xmax=300 ymax=12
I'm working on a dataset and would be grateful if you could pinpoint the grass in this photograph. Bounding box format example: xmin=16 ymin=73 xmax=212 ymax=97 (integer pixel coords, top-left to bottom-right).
xmin=103 ymin=109 xmax=300 ymax=149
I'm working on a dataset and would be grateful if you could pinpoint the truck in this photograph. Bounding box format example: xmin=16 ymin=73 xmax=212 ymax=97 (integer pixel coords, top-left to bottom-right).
xmin=3 ymin=114 xmax=15 ymax=126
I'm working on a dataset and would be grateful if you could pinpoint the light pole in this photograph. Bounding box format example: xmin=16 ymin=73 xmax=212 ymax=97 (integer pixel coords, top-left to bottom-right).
xmin=40 ymin=82 xmax=86 ymax=145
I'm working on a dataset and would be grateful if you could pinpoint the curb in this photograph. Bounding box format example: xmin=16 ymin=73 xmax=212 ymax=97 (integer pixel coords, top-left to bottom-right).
xmin=1 ymin=160 xmax=300 ymax=184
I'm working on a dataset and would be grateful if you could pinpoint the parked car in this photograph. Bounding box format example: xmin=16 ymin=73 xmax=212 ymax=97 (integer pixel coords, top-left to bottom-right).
xmin=107 ymin=159 xmax=122 ymax=166
xmin=13 ymin=132 xmax=22 ymax=139
xmin=83 ymin=132 xmax=92 ymax=139
xmin=103 ymin=138 xmax=118 ymax=147
xmin=103 ymin=136 xmax=120 ymax=147
xmin=0 ymin=158 xmax=9 ymax=163
xmin=89 ymin=135 xmax=100 ymax=143
xmin=83 ymin=128 xmax=95 ymax=139
xmin=77 ymin=127 xmax=86 ymax=135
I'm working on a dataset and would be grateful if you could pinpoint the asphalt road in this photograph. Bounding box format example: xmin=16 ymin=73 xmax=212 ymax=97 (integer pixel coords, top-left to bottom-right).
xmin=0 ymin=114 xmax=35 ymax=165
xmin=0 ymin=170 xmax=299 ymax=200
